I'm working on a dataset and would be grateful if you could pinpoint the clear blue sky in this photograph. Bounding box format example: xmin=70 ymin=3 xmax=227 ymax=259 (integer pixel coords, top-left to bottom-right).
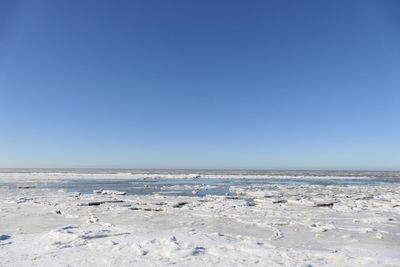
xmin=1 ymin=0 xmax=399 ymax=170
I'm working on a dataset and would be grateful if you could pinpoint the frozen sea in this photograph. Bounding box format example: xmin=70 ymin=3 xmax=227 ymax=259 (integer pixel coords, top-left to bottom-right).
xmin=1 ymin=169 xmax=400 ymax=266
xmin=1 ymin=169 xmax=399 ymax=197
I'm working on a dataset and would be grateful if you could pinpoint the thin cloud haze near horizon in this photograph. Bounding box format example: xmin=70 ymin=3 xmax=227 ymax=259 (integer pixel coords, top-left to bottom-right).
xmin=0 ymin=0 xmax=399 ymax=170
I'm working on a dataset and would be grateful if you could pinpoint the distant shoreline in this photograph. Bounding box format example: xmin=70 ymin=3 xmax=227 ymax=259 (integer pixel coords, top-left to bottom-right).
xmin=0 ymin=169 xmax=399 ymax=180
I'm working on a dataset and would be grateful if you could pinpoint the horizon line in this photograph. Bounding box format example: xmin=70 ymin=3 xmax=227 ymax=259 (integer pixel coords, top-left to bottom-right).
xmin=0 ymin=167 xmax=399 ymax=172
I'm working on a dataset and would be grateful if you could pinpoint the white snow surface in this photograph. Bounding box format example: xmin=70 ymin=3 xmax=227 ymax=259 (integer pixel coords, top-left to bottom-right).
xmin=1 ymin=174 xmax=400 ymax=266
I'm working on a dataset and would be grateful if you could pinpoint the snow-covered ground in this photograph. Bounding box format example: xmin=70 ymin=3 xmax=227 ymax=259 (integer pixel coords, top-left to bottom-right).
xmin=1 ymin=175 xmax=400 ymax=266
